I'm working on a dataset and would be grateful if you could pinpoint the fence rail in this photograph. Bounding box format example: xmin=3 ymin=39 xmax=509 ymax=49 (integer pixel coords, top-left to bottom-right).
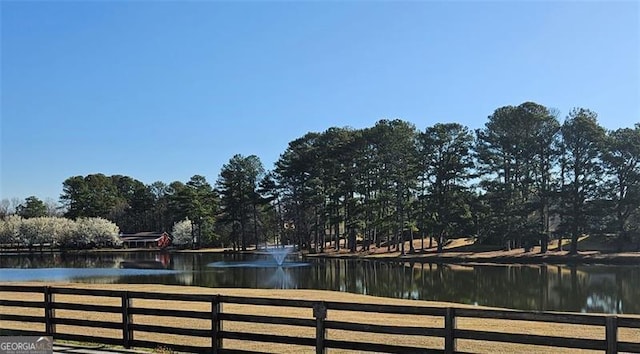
xmin=0 ymin=285 xmax=639 ymax=353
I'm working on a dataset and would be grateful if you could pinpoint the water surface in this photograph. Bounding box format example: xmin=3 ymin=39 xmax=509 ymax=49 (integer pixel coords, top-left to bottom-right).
xmin=0 ymin=252 xmax=637 ymax=314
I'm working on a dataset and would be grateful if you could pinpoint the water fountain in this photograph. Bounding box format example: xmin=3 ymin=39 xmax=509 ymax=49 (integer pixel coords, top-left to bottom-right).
xmin=207 ymin=245 xmax=309 ymax=268
xmin=267 ymin=246 xmax=292 ymax=267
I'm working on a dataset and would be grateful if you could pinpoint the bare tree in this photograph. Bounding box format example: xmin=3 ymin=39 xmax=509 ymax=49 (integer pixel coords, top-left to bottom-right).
xmin=0 ymin=199 xmax=10 ymax=219
xmin=44 ymin=198 xmax=63 ymax=217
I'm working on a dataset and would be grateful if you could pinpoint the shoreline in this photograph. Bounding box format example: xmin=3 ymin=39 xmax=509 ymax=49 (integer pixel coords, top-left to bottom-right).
xmin=306 ymin=249 xmax=640 ymax=265
xmin=3 ymin=240 xmax=640 ymax=265
xmin=304 ymin=236 xmax=640 ymax=265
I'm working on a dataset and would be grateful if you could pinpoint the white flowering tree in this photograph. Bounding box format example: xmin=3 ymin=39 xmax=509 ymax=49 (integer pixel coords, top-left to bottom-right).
xmin=53 ymin=217 xmax=76 ymax=245
xmin=19 ymin=217 xmax=51 ymax=246
xmin=0 ymin=215 xmax=23 ymax=245
xmin=86 ymin=217 xmax=121 ymax=247
xmin=172 ymin=219 xmax=193 ymax=246
xmin=70 ymin=218 xmax=121 ymax=248
xmin=0 ymin=216 xmax=120 ymax=249
xmin=51 ymin=217 xmax=79 ymax=247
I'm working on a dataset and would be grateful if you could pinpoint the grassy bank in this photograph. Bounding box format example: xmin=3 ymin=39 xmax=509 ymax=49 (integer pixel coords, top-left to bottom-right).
xmin=305 ymin=236 xmax=640 ymax=265
xmin=1 ymin=282 xmax=638 ymax=353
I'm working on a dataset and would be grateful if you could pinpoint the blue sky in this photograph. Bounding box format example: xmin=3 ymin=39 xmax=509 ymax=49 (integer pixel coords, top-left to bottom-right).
xmin=1 ymin=1 xmax=638 ymax=202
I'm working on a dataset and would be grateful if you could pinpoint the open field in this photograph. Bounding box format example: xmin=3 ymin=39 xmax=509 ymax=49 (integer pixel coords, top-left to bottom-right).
xmin=1 ymin=282 xmax=638 ymax=353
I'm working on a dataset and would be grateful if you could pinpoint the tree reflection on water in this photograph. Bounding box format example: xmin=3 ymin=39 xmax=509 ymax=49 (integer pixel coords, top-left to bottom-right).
xmin=1 ymin=252 xmax=638 ymax=314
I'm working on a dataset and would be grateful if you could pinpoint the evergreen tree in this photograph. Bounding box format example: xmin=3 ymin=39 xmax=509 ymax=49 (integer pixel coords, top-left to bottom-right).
xmin=217 ymin=155 xmax=264 ymax=250
xmin=418 ymin=123 xmax=474 ymax=253
xmin=602 ymin=125 xmax=640 ymax=241
xmin=559 ymin=108 xmax=606 ymax=254
xmin=16 ymin=196 xmax=48 ymax=219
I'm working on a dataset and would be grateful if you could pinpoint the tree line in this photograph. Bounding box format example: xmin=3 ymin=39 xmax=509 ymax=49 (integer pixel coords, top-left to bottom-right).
xmin=4 ymin=102 xmax=638 ymax=254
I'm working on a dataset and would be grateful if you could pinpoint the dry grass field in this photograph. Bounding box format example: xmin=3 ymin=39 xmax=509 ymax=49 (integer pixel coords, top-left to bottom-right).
xmin=1 ymin=282 xmax=638 ymax=353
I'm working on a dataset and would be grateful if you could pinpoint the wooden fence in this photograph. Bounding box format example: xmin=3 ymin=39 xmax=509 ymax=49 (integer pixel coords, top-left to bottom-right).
xmin=0 ymin=285 xmax=639 ymax=353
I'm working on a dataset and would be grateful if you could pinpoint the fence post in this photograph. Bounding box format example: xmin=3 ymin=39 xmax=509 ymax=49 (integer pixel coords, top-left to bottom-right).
xmin=605 ymin=316 xmax=617 ymax=354
xmin=444 ymin=307 xmax=456 ymax=354
xmin=211 ymin=295 xmax=223 ymax=353
xmin=121 ymin=291 xmax=133 ymax=349
xmin=313 ymin=302 xmax=327 ymax=354
xmin=44 ymin=286 xmax=56 ymax=336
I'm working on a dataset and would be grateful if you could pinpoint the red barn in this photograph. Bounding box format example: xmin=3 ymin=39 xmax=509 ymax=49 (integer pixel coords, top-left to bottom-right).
xmin=119 ymin=232 xmax=172 ymax=249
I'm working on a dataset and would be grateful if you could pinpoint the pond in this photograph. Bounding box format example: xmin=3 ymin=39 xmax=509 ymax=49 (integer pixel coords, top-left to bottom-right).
xmin=1 ymin=251 xmax=638 ymax=314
